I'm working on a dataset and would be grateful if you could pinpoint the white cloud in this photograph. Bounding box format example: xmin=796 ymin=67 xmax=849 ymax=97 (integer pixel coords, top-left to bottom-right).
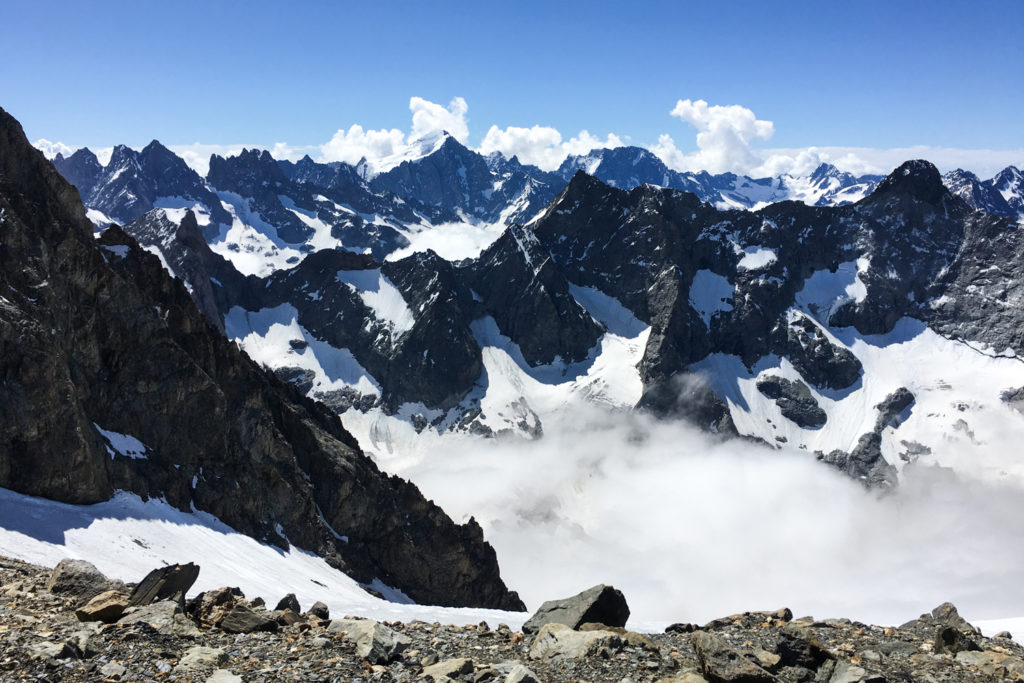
xmin=651 ymin=98 xmax=1023 ymax=179
xmin=33 ymin=138 xmax=74 ymax=159
xmin=655 ymin=98 xmax=775 ymax=175
xmin=478 ymin=125 xmax=624 ymax=172
xmin=320 ymin=125 xmax=407 ymax=167
xmin=410 ymin=96 xmax=469 ymax=143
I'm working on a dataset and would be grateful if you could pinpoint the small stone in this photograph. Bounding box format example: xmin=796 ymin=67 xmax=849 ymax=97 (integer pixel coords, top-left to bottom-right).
xmin=99 ymin=661 xmax=127 ymax=679
xmin=176 ymin=646 xmax=228 ymax=672
xmin=422 ymin=657 xmax=474 ymax=680
xmin=994 ymin=630 xmax=1014 ymax=640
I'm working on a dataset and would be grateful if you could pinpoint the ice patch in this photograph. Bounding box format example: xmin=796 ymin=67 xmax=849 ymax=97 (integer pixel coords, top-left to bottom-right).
xmin=336 ymin=270 xmax=415 ymax=335
xmin=737 ymin=246 xmax=777 ymax=270
xmin=795 ymin=259 xmax=868 ymax=322
xmin=689 ymin=270 xmax=734 ymax=326
xmin=93 ymin=424 xmax=148 ymax=460
xmin=224 ymin=304 xmax=380 ymax=396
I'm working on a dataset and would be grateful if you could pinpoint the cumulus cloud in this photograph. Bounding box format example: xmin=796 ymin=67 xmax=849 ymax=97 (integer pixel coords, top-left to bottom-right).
xmin=478 ymin=125 xmax=624 ymax=171
xmin=652 ymin=99 xmax=776 ymax=175
xmin=33 ymin=138 xmax=74 ymax=159
xmin=410 ymin=96 xmax=469 ymax=143
xmin=319 ymin=97 xmax=470 ymax=172
xmin=319 ymin=125 xmax=406 ymax=166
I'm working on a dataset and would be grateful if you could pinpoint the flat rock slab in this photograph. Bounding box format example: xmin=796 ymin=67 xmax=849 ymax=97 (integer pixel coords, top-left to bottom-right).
xmin=218 ymin=604 xmax=278 ymax=634
xmin=522 ymin=584 xmax=630 ymax=635
xmin=528 ymin=623 xmax=626 ymax=660
xmin=692 ymin=631 xmax=775 ymax=682
xmin=422 ymin=657 xmax=474 ymax=680
xmin=129 ymin=563 xmax=200 ymax=607
xmin=176 ymin=645 xmax=228 ymax=672
xmin=117 ymin=599 xmax=201 ymax=637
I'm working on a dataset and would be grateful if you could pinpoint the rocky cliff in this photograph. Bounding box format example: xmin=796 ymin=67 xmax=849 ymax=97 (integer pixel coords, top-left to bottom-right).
xmin=0 ymin=106 xmax=524 ymax=611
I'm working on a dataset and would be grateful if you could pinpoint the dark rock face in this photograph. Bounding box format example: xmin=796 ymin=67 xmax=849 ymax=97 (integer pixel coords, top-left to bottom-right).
xmin=775 ymin=314 xmax=861 ymax=390
xmin=521 ymin=584 xmax=630 ymax=635
xmin=0 ymin=107 xmax=523 ymax=611
xmin=818 ymin=388 xmax=913 ymax=487
xmin=128 ymin=563 xmax=200 ymax=608
xmin=466 ymin=223 xmax=602 ymax=366
xmin=756 ymin=376 xmax=827 ymax=429
xmin=371 ymin=135 xmax=562 ymax=225
xmin=122 ymin=208 xmax=251 ymax=330
xmin=53 ymin=141 xmax=230 ymax=234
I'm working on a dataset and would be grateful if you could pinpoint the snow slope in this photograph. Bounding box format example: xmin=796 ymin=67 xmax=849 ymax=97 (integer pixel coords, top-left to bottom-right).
xmin=0 ymin=488 xmax=523 ymax=628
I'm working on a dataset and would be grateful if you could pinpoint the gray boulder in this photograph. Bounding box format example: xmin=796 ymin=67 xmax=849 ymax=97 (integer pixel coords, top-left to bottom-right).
xmin=175 ymin=646 xmax=229 ymax=672
xmin=117 ymin=599 xmax=201 ymax=637
xmin=521 ymin=584 xmax=630 ymax=635
xmin=528 ymin=622 xmax=626 ymax=660
xmin=327 ymin=618 xmax=410 ymax=663
xmin=691 ymin=631 xmax=774 ymax=682
xmin=218 ymin=604 xmax=279 ymax=633
xmin=47 ymin=559 xmax=124 ymax=602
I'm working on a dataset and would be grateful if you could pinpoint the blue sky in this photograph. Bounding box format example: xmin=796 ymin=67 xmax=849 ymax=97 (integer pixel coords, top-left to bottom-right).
xmin=3 ymin=0 xmax=1021 ymax=175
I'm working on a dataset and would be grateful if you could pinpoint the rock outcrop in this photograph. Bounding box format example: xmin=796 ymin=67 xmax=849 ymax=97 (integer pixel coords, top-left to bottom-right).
xmin=0 ymin=106 xmax=523 ymax=611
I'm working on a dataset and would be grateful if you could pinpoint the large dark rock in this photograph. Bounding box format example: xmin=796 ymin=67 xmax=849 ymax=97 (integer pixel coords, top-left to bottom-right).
xmin=691 ymin=631 xmax=775 ymax=682
xmin=129 ymin=563 xmax=200 ymax=608
xmin=521 ymin=584 xmax=630 ymax=635
xmin=219 ymin=604 xmax=279 ymax=634
xmin=0 ymin=106 xmax=523 ymax=611
xmin=756 ymin=376 xmax=827 ymax=429
xmin=46 ymin=560 xmax=125 ymax=602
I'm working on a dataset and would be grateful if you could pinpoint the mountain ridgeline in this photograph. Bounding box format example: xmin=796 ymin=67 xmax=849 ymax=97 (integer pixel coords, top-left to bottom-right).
xmin=43 ymin=124 xmax=1024 ymax=491
xmin=0 ymin=107 xmax=525 ymax=611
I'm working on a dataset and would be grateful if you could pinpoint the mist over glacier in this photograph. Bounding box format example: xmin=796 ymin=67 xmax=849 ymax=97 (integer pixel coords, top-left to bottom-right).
xmin=364 ymin=404 xmax=1024 ymax=630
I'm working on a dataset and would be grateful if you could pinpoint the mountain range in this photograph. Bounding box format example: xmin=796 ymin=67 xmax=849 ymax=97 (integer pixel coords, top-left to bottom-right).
xmin=43 ymin=132 xmax=1024 ymax=492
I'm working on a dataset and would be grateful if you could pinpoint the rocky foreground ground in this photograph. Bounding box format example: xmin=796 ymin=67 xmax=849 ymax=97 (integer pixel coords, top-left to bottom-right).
xmin=1 ymin=556 xmax=1023 ymax=682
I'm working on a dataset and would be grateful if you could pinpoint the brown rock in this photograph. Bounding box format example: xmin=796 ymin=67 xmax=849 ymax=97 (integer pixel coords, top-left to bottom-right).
xmin=74 ymin=589 xmax=130 ymax=623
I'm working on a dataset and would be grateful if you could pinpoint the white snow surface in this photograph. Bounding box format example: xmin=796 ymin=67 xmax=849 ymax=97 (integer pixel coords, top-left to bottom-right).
xmin=93 ymin=424 xmax=148 ymax=460
xmin=224 ymin=304 xmax=380 ymax=396
xmin=689 ymin=270 xmax=734 ymax=326
xmin=336 ymin=270 xmax=415 ymax=335
xmin=0 ymin=488 xmax=523 ymax=628
xmin=736 ymin=246 xmax=777 ymax=270
xmin=387 ymin=221 xmax=506 ymax=262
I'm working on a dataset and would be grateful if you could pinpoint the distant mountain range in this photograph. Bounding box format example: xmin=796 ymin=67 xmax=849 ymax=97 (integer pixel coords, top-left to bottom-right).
xmin=43 ymin=133 xmax=1024 ymax=491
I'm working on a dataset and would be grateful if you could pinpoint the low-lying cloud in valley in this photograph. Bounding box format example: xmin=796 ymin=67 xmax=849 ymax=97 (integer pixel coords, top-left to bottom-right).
xmin=366 ymin=405 xmax=1024 ymax=630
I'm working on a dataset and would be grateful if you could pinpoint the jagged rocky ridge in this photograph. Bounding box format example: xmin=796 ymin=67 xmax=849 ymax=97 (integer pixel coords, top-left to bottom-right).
xmin=45 ymin=132 xmax=1024 ymax=487
xmin=3 ymin=556 xmax=1023 ymax=682
xmin=0 ymin=106 xmax=524 ymax=611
